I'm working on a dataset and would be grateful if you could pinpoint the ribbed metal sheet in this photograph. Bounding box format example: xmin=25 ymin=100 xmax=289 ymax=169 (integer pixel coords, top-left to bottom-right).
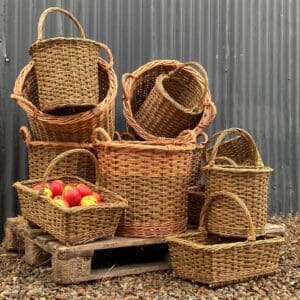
xmin=0 ymin=0 xmax=299 ymax=237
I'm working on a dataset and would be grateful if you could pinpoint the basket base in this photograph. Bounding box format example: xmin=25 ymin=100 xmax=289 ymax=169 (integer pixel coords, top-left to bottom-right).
xmin=173 ymin=267 xmax=279 ymax=288
xmin=117 ymin=219 xmax=187 ymax=238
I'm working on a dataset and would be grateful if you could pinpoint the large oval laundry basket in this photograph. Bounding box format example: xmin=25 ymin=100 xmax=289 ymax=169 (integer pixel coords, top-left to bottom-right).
xmin=29 ymin=7 xmax=113 ymax=112
xmin=122 ymin=59 xmax=216 ymax=141
xmin=92 ymin=128 xmax=201 ymax=238
xmin=202 ymin=128 xmax=273 ymax=237
xmin=20 ymin=126 xmax=95 ymax=182
xmin=11 ymin=58 xmax=117 ymax=142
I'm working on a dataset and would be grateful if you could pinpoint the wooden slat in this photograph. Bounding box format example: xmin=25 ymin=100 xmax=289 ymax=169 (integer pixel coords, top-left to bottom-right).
xmin=57 ymin=236 xmax=167 ymax=255
xmin=264 ymin=223 xmax=285 ymax=236
xmin=57 ymin=261 xmax=171 ymax=284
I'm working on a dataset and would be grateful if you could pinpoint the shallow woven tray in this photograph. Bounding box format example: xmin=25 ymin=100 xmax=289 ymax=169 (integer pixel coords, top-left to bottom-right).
xmin=167 ymin=191 xmax=284 ymax=287
xmin=13 ymin=149 xmax=127 ymax=245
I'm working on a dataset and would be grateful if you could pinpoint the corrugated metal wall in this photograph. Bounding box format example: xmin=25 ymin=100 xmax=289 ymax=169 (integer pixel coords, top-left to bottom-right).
xmin=0 ymin=0 xmax=299 ymax=238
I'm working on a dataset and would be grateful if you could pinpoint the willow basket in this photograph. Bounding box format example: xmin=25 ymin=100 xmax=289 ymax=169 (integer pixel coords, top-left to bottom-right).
xmin=167 ymin=192 xmax=284 ymax=287
xmin=134 ymin=61 xmax=208 ymax=138
xmin=187 ymin=186 xmax=205 ymax=226
xmin=20 ymin=126 xmax=95 ymax=182
xmin=202 ymin=128 xmax=273 ymax=237
xmin=11 ymin=57 xmax=116 ymax=142
xmin=29 ymin=7 xmax=113 ymax=112
xmin=122 ymin=59 xmax=216 ymax=141
xmin=92 ymin=128 xmax=202 ymax=238
xmin=13 ymin=149 xmax=127 ymax=245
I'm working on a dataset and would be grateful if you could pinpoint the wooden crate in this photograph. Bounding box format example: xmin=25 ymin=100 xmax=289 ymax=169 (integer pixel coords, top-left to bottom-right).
xmin=11 ymin=219 xmax=170 ymax=284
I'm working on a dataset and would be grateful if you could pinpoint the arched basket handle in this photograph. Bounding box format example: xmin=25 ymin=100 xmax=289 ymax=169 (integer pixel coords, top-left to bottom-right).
xmin=198 ymin=191 xmax=256 ymax=242
xmin=39 ymin=149 xmax=100 ymax=193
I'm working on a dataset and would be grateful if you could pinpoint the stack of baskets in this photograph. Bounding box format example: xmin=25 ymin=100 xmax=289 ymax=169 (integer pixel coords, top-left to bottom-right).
xmin=10 ymin=6 xmax=284 ymax=287
xmin=167 ymin=128 xmax=285 ymax=287
xmin=12 ymin=7 xmax=127 ymax=246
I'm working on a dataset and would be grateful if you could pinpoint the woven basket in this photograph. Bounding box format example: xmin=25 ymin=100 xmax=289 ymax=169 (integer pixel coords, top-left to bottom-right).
xmin=29 ymin=7 xmax=113 ymax=112
xmin=187 ymin=186 xmax=205 ymax=226
xmin=20 ymin=126 xmax=95 ymax=182
xmin=134 ymin=61 xmax=208 ymax=138
xmin=13 ymin=149 xmax=127 ymax=245
xmin=122 ymin=59 xmax=216 ymax=141
xmin=92 ymin=128 xmax=200 ymax=238
xmin=11 ymin=57 xmax=116 ymax=142
xmin=167 ymin=192 xmax=284 ymax=287
xmin=202 ymin=128 xmax=273 ymax=237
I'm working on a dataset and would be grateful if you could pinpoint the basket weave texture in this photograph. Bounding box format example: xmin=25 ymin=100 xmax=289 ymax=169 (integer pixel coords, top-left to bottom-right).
xmin=11 ymin=58 xmax=116 ymax=142
xmin=13 ymin=149 xmax=127 ymax=245
xmin=167 ymin=192 xmax=284 ymax=287
xmin=187 ymin=186 xmax=205 ymax=226
xmin=202 ymin=128 xmax=273 ymax=237
xmin=92 ymin=128 xmax=200 ymax=238
xmin=134 ymin=62 xmax=208 ymax=138
xmin=20 ymin=126 xmax=95 ymax=182
xmin=122 ymin=59 xmax=216 ymax=141
xmin=29 ymin=7 xmax=113 ymax=112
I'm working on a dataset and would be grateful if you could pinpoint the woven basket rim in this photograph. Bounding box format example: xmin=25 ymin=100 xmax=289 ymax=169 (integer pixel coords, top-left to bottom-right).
xmin=202 ymin=164 xmax=273 ymax=173
xmin=93 ymin=138 xmax=197 ymax=152
xmin=13 ymin=175 xmax=128 ymax=213
xmin=11 ymin=58 xmax=117 ymax=124
xmin=29 ymin=37 xmax=103 ymax=53
xmin=166 ymin=231 xmax=284 ymax=251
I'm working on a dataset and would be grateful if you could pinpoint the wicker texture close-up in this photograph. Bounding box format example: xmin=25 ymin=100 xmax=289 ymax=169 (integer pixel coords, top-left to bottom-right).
xmin=29 ymin=7 xmax=113 ymax=112
xmin=11 ymin=57 xmax=116 ymax=142
xmin=122 ymin=59 xmax=216 ymax=142
xmin=202 ymin=128 xmax=273 ymax=237
xmin=13 ymin=149 xmax=127 ymax=245
xmin=20 ymin=126 xmax=95 ymax=182
xmin=134 ymin=61 xmax=208 ymax=138
xmin=187 ymin=185 xmax=205 ymax=226
xmin=167 ymin=192 xmax=284 ymax=287
xmin=92 ymin=128 xmax=199 ymax=238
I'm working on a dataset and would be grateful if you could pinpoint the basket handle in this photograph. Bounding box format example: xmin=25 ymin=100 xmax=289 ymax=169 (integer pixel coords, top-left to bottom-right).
xmin=92 ymin=127 xmax=112 ymax=143
xmin=214 ymin=156 xmax=238 ymax=166
xmin=39 ymin=149 xmax=100 ymax=191
xmin=19 ymin=126 xmax=31 ymax=146
xmin=168 ymin=61 xmax=209 ymax=85
xmin=206 ymin=128 xmax=263 ymax=167
xmin=198 ymin=191 xmax=256 ymax=242
xmin=121 ymin=73 xmax=136 ymax=101
xmin=37 ymin=7 xmax=86 ymax=40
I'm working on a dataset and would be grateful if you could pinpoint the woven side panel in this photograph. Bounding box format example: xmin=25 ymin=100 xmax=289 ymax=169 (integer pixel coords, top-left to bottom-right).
xmin=27 ymin=146 xmax=96 ymax=182
xmin=205 ymin=170 xmax=270 ymax=237
xmin=97 ymin=145 xmax=193 ymax=237
xmin=31 ymin=40 xmax=99 ymax=112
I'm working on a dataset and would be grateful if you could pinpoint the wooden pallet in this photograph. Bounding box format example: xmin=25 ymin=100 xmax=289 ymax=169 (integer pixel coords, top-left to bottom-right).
xmin=2 ymin=217 xmax=286 ymax=284
xmin=6 ymin=219 xmax=170 ymax=284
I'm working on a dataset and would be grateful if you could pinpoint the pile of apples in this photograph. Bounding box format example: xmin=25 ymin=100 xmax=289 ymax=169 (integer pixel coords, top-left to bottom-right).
xmin=33 ymin=180 xmax=102 ymax=208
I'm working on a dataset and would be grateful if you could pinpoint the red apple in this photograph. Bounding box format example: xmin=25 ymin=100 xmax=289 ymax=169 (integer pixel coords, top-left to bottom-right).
xmin=76 ymin=183 xmax=92 ymax=197
xmin=50 ymin=180 xmax=64 ymax=196
xmin=92 ymin=192 xmax=101 ymax=203
xmin=33 ymin=183 xmax=50 ymax=190
xmin=53 ymin=196 xmax=70 ymax=208
xmin=80 ymin=195 xmax=98 ymax=206
xmin=62 ymin=185 xmax=81 ymax=207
